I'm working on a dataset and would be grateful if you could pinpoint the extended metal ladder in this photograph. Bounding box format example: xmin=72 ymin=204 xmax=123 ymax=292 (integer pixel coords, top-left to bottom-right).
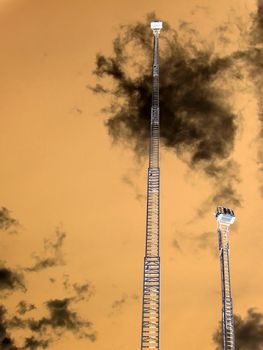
xmin=141 ymin=22 xmax=162 ymax=350
xmin=218 ymin=223 xmax=235 ymax=350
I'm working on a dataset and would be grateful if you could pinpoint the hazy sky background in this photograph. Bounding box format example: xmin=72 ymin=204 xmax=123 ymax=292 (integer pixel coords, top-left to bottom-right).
xmin=0 ymin=0 xmax=263 ymax=349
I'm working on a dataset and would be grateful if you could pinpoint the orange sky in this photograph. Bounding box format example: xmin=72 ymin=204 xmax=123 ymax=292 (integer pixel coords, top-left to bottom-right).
xmin=0 ymin=1 xmax=263 ymax=349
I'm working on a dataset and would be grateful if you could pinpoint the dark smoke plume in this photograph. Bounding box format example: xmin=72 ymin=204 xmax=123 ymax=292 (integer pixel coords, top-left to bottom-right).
xmin=23 ymin=337 xmax=49 ymax=350
xmin=91 ymin=13 xmax=242 ymax=207
xmin=0 ymin=208 xmax=18 ymax=233
xmin=213 ymin=309 xmax=263 ymax=349
xmin=0 ymin=305 xmax=50 ymax=350
xmin=0 ymin=305 xmax=17 ymax=350
xmin=26 ymin=228 xmax=66 ymax=272
xmin=0 ymin=266 xmax=26 ymax=294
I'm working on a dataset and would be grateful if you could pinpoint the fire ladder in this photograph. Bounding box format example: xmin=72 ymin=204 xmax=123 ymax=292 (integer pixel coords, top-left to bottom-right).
xmin=140 ymin=22 xmax=162 ymax=350
xmin=218 ymin=223 xmax=235 ymax=350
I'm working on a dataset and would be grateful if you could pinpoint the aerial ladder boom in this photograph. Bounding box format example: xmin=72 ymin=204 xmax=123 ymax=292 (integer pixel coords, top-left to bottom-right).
xmin=140 ymin=21 xmax=162 ymax=350
xmin=215 ymin=206 xmax=236 ymax=350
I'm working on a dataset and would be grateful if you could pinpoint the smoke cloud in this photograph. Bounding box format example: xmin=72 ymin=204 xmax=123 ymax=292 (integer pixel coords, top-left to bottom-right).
xmin=172 ymin=239 xmax=182 ymax=252
xmin=247 ymin=0 xmax=263 ymax=195
xmin=26 ymin=228 xmax=66 ymax=272
xmin=62 ymin=275 xmax=94 ymax=301
xmin=0 ymin=266 xmax=26 ymax=294
xmin=22 ymin=338 xmax=49 ymax=350
xmin=192 ymin=231 xmax=218 ymax=256
xmin=172 ymin=230 xmax=218 ymax=257
xmin=29 ymin=298 xmax=94 ymax=338
xmin=0 ymin=281 xmax=96 ymax=348
xmin=16 ymin=301 xmax=36 ymax=316
xmin=224 ymin=0 xmax=263 ymax=197
xmin=0 ymin=207 xmax=18 ymax=233
xmin=0 ymin=221 xmax=96 ymax=348
xmin=110 ymin=295 xmax=127 ymax=314
xmin=91 ymin=13 xmax=242 ymax=207
xmin=0 ymin=305 xmax=50 ymax=350
xmin=72 ymin=282 xmax=94 ymax=301
xmin=3 ymin=274 xmax=96 ymax=347
xmin=0 ymin=305 xmax=18 ymax=350
xmin=122 ymin=174 xmax=144 ymax=202
xmin=109 ymin=293 xmax=139 ymax=317
xmin=213 ymin=309 xmax=263 ymax=349
xmin=8 ymin=298 xmax=96 ymax=342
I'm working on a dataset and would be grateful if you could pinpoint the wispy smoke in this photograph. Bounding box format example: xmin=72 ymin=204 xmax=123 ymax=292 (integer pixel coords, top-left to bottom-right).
xmin=16 ymin=301 xmax=36 ymax=316
xmin=26 ymin=228 xmax=66 ymax=272
xmin=91 ymin=13 xmax=242 ymax=207
xmin=172 ymin=231 xmax=217 ymax=257
xmin=0 ymin=207 xmax=18 ymax=233
xmin=62 ymin=275 xmax=94 ymax=302
xmin=110 ymin=295 xmax=127 ymax=314
xmin=213 ymin=309 xmax=263 ymax=349
xmin=109 ymin=293 xmax=139 ymax=317
xmin=247 ymin=0 xmax=263 ymax=195
xmin=172 ymin=239 xmax=182 ymax=252
xmin=192 ymin=231 xmax=218 ymax=257
xmin=72 ymin=282 xmax=94 ymax=301
xmin=122 ymin=174 xmax=145 ymax=201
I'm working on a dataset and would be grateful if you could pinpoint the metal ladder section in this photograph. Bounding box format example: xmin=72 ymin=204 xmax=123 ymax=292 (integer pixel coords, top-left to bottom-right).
xmin=218 ymin=224 xmax=235 ymax=350
xmin=140 ymin=32 xmax=161 ymax=350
